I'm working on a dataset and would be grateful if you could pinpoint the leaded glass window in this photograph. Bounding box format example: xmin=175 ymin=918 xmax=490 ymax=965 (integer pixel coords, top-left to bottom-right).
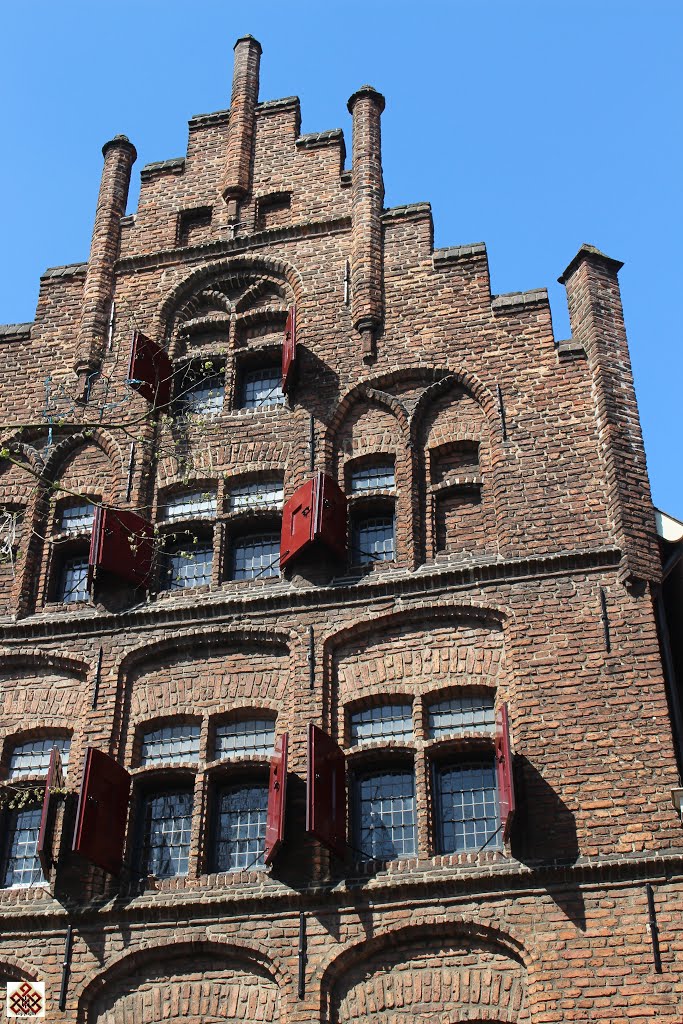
xmin=349 ymin=463 xmax=395 ymax=493
xmin=214 ymin=719 xmax=275 ymax=760
xmin=231 ymin=533 xmax=280 ymax=580
xmin=57 ymin=557 xmax=89 ymax=603
xmin=435 ymin=760 xmax=500 ymax=853
xmin=213 ymin=784 xmax=268 ymax=871
xmin=427 ymin=692 xmax=495 ymax=737
xmin=349 ymin=705 xmax=412 ymax=744
xmin=177 ymin=375 xmax=224 ymax=416
xmin=227 ymin=479 xmax=284 ymax=511
xmin=161 ymin=542 xmax=213 ymax=590
xmin=60 ymin=503 xmax=95 ymax=533
xmin=2 ymin=808 xmax=44 ymax=888
xmin=160 ymin=491 xmax=216 ymax=522
xmin=240 ymin=367 xmax=284 ymax=410
xmin=139 ymin=790 xmax=192 ymax=878
xmin=351 ymin=516 xmax=395 ymax=564
xmin=141 ymin=724 xmax=200 ymax=766
xmin=9 ymin=737 xmax=71 ymax=779
xmin=354 ymin=770 xmax=416 ymax=861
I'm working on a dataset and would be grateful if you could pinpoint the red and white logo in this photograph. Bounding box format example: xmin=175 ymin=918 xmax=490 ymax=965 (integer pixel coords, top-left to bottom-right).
xmin=6 ymin=982 xmax=45 ymax=1017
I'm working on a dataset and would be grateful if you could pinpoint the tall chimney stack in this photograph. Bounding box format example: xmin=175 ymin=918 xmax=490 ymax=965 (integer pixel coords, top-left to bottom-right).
xmin=221 ymin=35 xmax=262 ymax=219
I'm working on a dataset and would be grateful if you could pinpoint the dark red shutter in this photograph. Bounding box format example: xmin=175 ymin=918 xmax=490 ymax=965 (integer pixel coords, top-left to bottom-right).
xmin=282 ymin=305 xmax=297 ymax=395
xmin=37 ymin=746 xmax=64 ymax=876
xmin=72 ymin=747 xmax=131 ymax=876
xmin=88 ymin=507 xmax=154 ymax=588
xmin=314 ymin=473 xmax=347 ymax=561
xmin=280 ymin=478 xmax=316 ymax=568
xmin=495 ymin=702 xmax=516 ymax=841
xmin=306 ymin=723 xmax=346 ymax=859
xmin=127 ymin=331 xmax=173 ymax=409
xmin=264 ymin=732 xmax=288 ymax=865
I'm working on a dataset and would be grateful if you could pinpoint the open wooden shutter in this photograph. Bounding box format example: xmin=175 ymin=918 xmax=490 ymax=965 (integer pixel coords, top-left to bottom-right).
xmin=314 ymin=473 xmax=347 ymax=562
xmin=264 ymin=733 xmax=288 ymax=865
xmin=72 ymin=747 xmax=131 ymax=876
xmin=280 ymin=478 xmax=316 ymax=568
xmin=127 ymin=331 xmax=173 ymax=409
xmin=306 ymin=724 xmax=346 ymax=859
xmin=495 ymin=702 xmax=516 ymax=841
xmin=89 ymin=507 xmax=154 ymax=588
xmin=281 ymin=305 xmax=297 ymax=395
xmin=280 ymin=474 xmax=347 ymax=569
xmin=37 ymin=746 xmax=65 ymax=876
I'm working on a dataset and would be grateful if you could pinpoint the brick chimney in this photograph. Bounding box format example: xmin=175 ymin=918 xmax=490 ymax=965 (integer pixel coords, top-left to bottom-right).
xmin=347 ymin=85 xmax=385 ymax=361
xmin=559 ymin=244 xmax=660 ymax=586
xmin=221 ymin=35 xmax=262 ymax=219
xmin=74 ymin=135 xmax=136 ymax=396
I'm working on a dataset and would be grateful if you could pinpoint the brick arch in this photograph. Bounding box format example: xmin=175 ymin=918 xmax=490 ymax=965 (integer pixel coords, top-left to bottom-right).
xmin=156 ymin=255 xmax=305 ymax=341
xmin=0 ymin=650 xmax=89 ymax=740
xmin=325 ymin=381 xmax=410 ymax=468
xmin=0 ymin=648 xmax=89 ymax=680
xmin=42 ymin=429 xmax=125 ymax=493
xmin=0 ymin=953 xmax=38 ymax=983
xmin=409 ymin=369 xmax=497 ymax=443
xmin=0 ymin=438 xmax=45 ymax=476
xmin=321 ymin=919 xmax=531 ymax=1024
xmin=76 ymin=938 xmax=288 ymax=1024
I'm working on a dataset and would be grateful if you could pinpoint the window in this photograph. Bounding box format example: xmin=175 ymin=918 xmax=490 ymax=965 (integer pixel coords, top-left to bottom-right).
xmin=174 ymin=362 xmax=225 ymax=416
xmin=59 ymin=503 xmax=95 ymax=533
xmin=160 ymin=538 xmax=213 ymax=590
xmin=213 ymin=783 xmax=269 ymax=871
xmin=227 ymin=479 xmax=284 ymax=512
xmin=159 ymin=490 xmax=216 ymax=522
xmin=349 ymin=462 xmax=395 ymax=493
xmin=2 ymin=808 xmax=44 ymax=888
xmin=138 ymin=789 xmax=193 ymax=878
xmin=351 ymin=515 xmax=395 ymax=565
xmin=56 ymin=555 xmax=89 ymax=603
xmin=9 ymin=737 xmax=71 ymax=779
xmin=354 ymin=769 xmax=416 ymax=861
xmin=214 ymin=719 xmax=275 ymax=760
xmin=350 ymin=704 xmax=412 ymax=744
xmin=434 ymin=759 xmax=499 ymax=853
xmin=230 ymin=532 xmax=280 ymax=580
xmin=427 ymin=692 xmax=495 ymax=737
xmin=141 ymin=724 xmax=200 ymax=766
xmin=239 ymin=366 xmax=284 ymax=410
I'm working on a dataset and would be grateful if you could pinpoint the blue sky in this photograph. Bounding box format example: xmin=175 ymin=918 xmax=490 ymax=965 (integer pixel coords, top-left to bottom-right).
xmin=2 ymin=1 xmax=681 ymax=516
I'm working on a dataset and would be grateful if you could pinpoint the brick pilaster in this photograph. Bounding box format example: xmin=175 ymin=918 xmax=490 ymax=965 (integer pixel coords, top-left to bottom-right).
xmin=221 ymin=35 xmax=262 ymax=212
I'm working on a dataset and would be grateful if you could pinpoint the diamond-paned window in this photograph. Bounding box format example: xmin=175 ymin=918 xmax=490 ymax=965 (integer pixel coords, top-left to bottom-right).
xmin=351 ymin=516 xmax=395 ymax=565
xmin=349 ymin=705 xmax=412 ymax=744
xmin=435 ymin=759 xmax=500 ymax=853
xmin=228 ymin=480 xmax=284 ymax=512
xmin=427 ymin=692 xmax=496 ymax=737
xmin=139 ymin=790 xmax=193 ymax=878
xmin=214 ymin=719 xmax=275 ymax=760
xmin=9 ymin=737 xmax=71 ymax=779
xmin=2 ymin=808 xmax=45 ymax=888
xmin=349 ymin=463 xmax=395 ymax=493
xmin=57 ymin=557 xmax=89 ymax=603
xmin=231 ymin=533 xmax=280 ymax=580
xmin=60 ymin=503 xmax=95 ymax=533
xmin=240 ymin=367 xmax=285 ymax=410
xmin=161 ymin=543 xmax=213 ymax=590
xmin=355 ymin=770 xmax=416 ymax=861
xmin=141 ymin=723 xmax=200 ymax=766
xmin=160 ymin=491 xmax=216 ymax=522
xmin=213 ymin=784 xmax=268 ymax=871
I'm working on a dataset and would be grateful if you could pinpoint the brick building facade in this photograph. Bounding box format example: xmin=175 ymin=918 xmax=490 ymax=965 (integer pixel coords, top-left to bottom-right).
xmin=0 ymin=35 xmax=682 ymax=1023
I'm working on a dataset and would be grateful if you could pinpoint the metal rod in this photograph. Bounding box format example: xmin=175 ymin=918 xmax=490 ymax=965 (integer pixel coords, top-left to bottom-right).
xmin=58 ymin=923 xmax=74 ymax=1011
xmin=599 ymin=587 xmax=611 ymax=653
xmin=107 ymin=300 xmax=115 ymax=351
xmin=125 ymin=442 xmax=135 ymax=502
xmin=646 ymin=883 xmax=662 ymax=973
xmin=297 ymin=911 xmax=307 ymax=998
xmin=308 ymin=625 xmax=315 ymax=690
xmin=309 ymin=415 xmax=315 ymax=473
xmin=497 ymin=384 xmax=508 ymax=441
xmin=344 ymin=259 xmax=351 ymax=305
xmin=91 ymin=646 xmax=103 ymax=710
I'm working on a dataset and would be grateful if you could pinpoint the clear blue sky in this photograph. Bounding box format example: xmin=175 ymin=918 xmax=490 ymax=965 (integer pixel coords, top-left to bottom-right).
xmin=2 ymin=1 xmax=681 ymax=516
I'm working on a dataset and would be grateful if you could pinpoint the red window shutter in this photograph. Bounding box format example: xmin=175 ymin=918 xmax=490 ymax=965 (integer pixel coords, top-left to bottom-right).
xmin=72 ymin=747 xmax=131 ymax=876
xmin=127 ymin=331 xmax=173 ymax=409
xmin=89 ymin=507 xmax=154 ymax=588
xmin=314 ymin=473 xmax=347 ymax=562
xmin=306 ymin=723 xmax=346 ymax=859
xmin=264 ymin=732 xmax=288 ymax=865
xmin=281 ymin=305 xmax=297 ymax=395
xmin=495 ymin=702 xmax=516 ymax=841
xmin=37 ymin=746 xmax=65 ymax=876
xmin=280 ymin=478 xmax=316 ymax=568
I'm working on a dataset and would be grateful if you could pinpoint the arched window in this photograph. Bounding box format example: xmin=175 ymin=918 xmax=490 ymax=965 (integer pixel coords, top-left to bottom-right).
xmin=347 ymin=459 xmax=396 ymax=568
xmin=157 ymin=487 xmax=217 ymax=592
